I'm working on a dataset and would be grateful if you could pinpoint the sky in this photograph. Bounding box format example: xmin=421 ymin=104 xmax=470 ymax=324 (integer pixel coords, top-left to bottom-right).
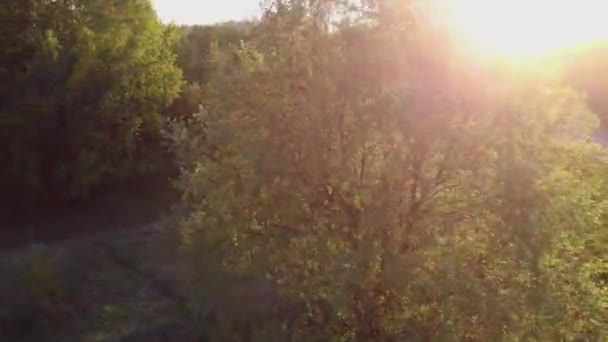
xmin=152 ymin=0 xmax=261 ymax=25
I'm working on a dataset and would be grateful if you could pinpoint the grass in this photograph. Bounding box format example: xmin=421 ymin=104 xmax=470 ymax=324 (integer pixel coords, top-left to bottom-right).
xmin=0 ymin=222 xmax=190 ymax=341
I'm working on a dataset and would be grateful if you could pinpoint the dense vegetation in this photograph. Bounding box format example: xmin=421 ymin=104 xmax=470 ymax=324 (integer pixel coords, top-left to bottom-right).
xmin=1 ymin=0 xmax=181 ymax=206
xmin=2 ymin=0 xmax=608 ymax=340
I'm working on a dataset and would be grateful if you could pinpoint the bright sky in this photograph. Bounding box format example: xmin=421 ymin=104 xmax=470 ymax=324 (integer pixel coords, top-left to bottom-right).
xmin=153 ymin=0 xmax=261 ymax=25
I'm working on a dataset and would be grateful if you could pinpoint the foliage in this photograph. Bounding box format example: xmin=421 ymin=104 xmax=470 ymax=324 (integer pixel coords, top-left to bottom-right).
xmin=175 ymin=22 xmax=252 ymax=85
xmin=0 ymin=0 xmax=182 ymax=204
xmin=168 ymin=0 xmax=608 ymax=339
xmin=165 ymin=22 xmax=253 ymax=124
xmin=567 ymin=42 xmax=608 ymax=140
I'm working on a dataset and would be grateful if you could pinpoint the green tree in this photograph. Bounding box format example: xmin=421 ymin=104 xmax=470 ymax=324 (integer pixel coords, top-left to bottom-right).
xmin=0 ymin=0 xmax=182 ymax=204
xmin=167 ymin=22 xmax=252 ymax=121
xmin=168 ymin=0 xmax=608 ymax=339
xmin=175 ymin=22 xmax=250 ymax=85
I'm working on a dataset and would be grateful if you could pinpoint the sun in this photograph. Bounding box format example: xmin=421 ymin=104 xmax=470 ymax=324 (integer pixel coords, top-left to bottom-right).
xmin=441 ymin=0 xmax=608 ymax=58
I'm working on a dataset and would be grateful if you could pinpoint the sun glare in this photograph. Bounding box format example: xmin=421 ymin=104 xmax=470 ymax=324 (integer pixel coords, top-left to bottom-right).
xmin=442 ymin=0 xmax=608 ymax=58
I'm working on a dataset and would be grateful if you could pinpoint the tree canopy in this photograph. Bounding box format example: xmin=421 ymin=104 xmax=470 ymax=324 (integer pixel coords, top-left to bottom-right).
xmin=167 ymin=0 xmax=608 ymax=339
xmin=0 ymin=0 xmax=181 ymax=204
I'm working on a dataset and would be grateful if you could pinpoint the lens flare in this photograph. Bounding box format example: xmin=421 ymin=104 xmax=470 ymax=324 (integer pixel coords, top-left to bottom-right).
xmin=442 ymin=0 xmax=608 ymax=58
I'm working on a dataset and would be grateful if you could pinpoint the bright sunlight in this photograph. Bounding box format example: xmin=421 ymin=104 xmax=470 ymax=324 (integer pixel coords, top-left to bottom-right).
xmin=443 ymin=0 xmax=608 ymax=58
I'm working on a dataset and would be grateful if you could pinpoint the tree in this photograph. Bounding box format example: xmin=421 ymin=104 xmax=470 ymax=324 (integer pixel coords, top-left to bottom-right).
xmin=175 ymin=22 xmax=251 ymax=85
xmin=0 ymin=0 xmax=182 ymax=205
xmin=168 ymin=0 xmax=608 ymax=339
xmin=167 ymin=22 xmax=253 ymax=122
